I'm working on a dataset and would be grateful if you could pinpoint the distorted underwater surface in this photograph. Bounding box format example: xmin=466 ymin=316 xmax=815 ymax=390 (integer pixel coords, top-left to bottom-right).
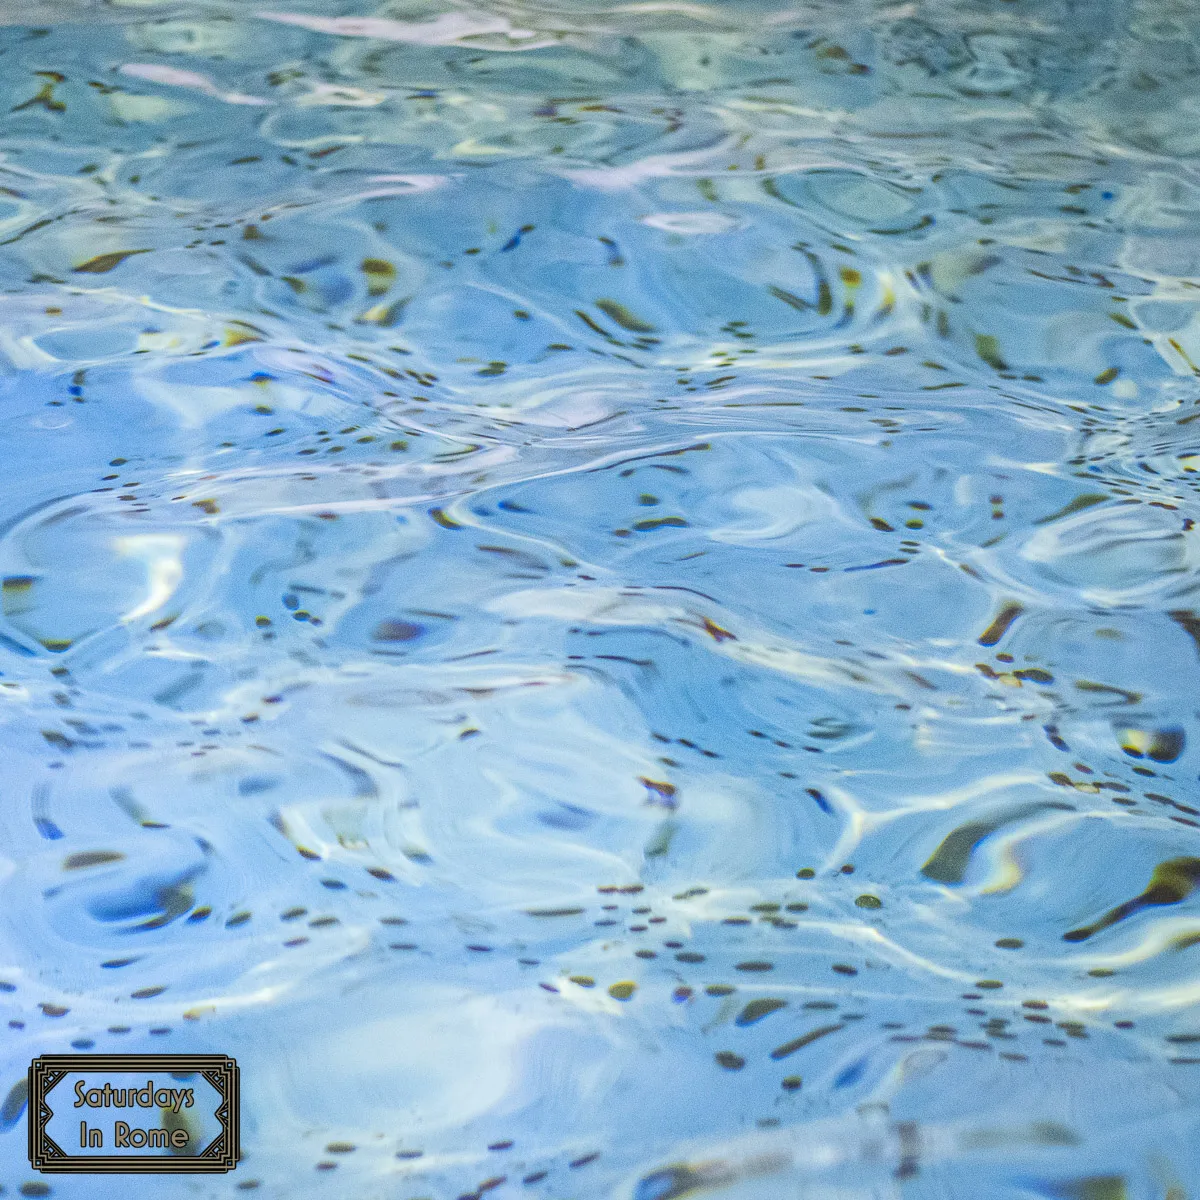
xmin=0 ymin=0 xmax=1199 ymax=1196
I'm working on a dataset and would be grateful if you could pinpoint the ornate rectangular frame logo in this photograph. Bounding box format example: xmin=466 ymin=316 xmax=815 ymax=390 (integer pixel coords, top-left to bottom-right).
xmin=28 ymin=1054 xmax=239 ymax=1173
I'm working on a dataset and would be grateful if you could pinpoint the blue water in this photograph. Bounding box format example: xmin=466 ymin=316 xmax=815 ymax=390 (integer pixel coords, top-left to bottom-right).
xmin=0 ymin=1 xmax=1199 ymax=1197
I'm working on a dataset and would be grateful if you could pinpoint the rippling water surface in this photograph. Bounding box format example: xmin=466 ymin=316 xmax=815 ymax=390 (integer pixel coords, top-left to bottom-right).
xmin=1 ymin=0 xmax=1200 ymax=1196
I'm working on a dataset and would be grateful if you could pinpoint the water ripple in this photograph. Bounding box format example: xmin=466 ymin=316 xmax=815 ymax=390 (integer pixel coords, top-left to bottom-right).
xmin=0 ymin=2 xmax=1197 ymax=1198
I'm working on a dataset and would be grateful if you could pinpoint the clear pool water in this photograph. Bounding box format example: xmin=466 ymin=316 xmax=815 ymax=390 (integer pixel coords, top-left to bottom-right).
xmin=0 ymin=1 xmax=1199 ymax=1197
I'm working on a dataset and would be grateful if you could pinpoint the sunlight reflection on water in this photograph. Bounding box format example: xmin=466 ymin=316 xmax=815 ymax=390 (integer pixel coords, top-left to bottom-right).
xmin=0 ymin=1 xmax=1198 ymax=1197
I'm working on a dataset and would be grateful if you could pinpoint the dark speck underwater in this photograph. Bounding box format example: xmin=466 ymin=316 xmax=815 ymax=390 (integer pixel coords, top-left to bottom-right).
xmin=0 ymin=0 xmax=1198 ymax=1196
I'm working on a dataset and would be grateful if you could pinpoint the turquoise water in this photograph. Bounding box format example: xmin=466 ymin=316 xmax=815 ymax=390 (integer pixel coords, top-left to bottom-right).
xmin=0 ymin=1 xmax=1199 ymax=1196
